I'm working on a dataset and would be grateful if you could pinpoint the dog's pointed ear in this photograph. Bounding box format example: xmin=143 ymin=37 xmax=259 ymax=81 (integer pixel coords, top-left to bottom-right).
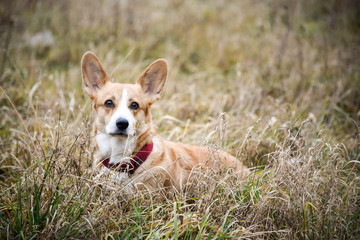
xmin=136 ymin=59 xmax=168 ymax=103
xmin=81 ymin=51 xmax=109 ymax=99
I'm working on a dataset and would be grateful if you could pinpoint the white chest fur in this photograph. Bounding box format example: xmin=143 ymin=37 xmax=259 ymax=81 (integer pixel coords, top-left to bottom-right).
xmin=95 ymin=133 xmax=137 ymax=165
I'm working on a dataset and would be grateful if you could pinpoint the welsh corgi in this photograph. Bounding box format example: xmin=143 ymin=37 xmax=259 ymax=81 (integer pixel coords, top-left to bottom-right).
xmin=81 ymin=51 xmax=250 ymax=190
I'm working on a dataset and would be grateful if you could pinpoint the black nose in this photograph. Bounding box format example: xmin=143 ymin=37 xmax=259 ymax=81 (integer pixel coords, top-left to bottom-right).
xmin=116 ymin=118 xmax=129 ymax=130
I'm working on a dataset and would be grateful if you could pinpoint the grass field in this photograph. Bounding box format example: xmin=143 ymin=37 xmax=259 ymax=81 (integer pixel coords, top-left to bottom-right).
xmin=0 ymin=0 xmax=359 ymax=239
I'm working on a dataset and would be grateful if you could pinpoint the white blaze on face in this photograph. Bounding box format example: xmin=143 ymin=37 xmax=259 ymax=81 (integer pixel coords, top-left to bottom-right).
xmin=105 ymin=88 xmax=136 ymax=136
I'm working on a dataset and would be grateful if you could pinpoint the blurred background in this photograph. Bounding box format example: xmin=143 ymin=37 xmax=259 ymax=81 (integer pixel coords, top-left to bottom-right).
xmin=1 ymin=0 xmax=359 ymax=166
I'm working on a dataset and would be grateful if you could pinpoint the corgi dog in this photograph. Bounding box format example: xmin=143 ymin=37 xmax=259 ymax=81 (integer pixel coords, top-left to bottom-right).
xmin=81 ymin=51 xmax=250 ymax=190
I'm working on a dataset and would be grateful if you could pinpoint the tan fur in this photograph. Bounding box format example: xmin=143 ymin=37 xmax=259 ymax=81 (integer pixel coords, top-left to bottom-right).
xmin=81 ymin=51 xmax=250 ymax=190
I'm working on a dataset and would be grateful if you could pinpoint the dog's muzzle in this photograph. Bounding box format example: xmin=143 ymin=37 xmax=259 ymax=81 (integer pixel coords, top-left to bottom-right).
xmin=108 ymin=117 xmax=128 ymax=136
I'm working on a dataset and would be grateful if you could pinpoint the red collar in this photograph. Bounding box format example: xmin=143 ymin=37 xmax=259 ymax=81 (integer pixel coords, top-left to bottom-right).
xmin=101 ymin=141 xmax=153 ymax=174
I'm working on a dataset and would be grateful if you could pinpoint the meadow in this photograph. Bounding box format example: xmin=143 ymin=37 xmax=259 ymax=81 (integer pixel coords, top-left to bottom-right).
xmin=0 ymin=0 xmax=359 ymax=238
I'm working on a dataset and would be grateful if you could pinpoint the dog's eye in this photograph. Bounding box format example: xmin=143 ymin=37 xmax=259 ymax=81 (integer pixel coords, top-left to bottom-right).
xmin=104 ymin=100 xmax=114 ymax=108
xmin=129 ymin=102 xmax=139 ymax=110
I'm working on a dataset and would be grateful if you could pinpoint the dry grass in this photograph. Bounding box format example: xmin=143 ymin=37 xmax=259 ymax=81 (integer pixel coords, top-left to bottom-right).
xmin=0 ymin=0 xmax=359 ymax=239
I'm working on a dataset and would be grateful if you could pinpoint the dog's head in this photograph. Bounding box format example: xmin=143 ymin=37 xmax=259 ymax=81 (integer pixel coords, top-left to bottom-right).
xmin=81 ymin=52 xmax=167 ymax=138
